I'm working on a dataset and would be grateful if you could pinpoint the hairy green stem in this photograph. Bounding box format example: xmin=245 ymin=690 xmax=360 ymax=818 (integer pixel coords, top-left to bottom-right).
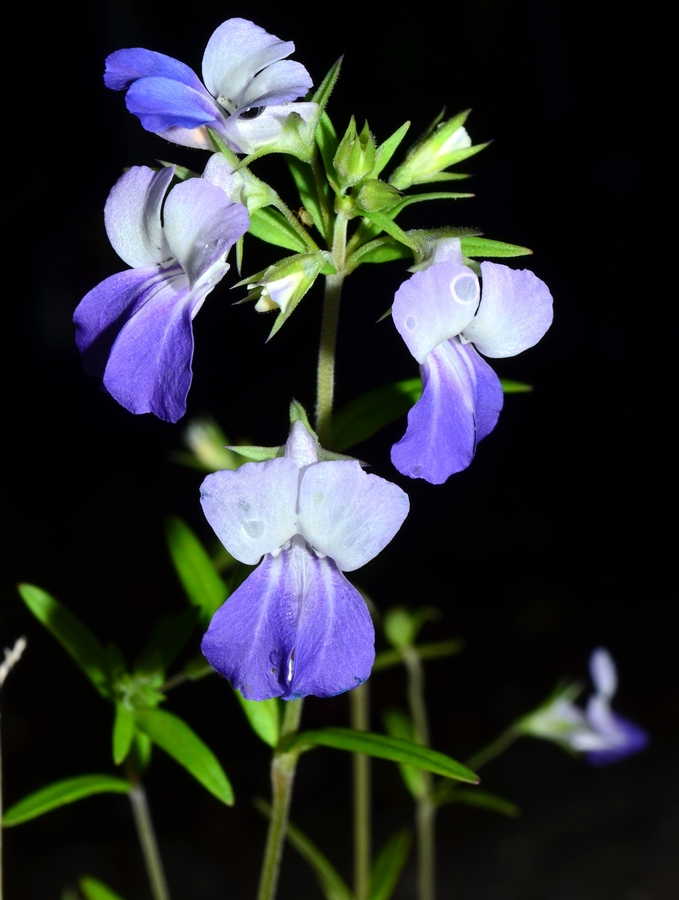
xmin=128 ymin=781 xmax=171 ymax=900
xmin=402 ymin=646 xmax=436 ymax=900
xmin=350 ymin=683 xmax=371 ymax=900
xmin=256 ymin=699 xmax=304 ymax=900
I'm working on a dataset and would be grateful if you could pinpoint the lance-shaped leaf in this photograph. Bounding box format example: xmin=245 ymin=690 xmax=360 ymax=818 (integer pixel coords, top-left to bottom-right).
xmin=280 ymin=728 xmax=478 ymax=783
xmin=234 ymin=693 xmax=280 ymax=748
xmin=135 ymin=708 xmax=233 ymax=804
xmin=2 ymin=774 xmax=130 ymax=826
xmin=347 ymin=236 xmax=412 ymax=267
xmin=18 ymin=584 xmax=111 ymax=699
xmin=287 ymin=156 xmax=328 ymax=240
xmin=373 ymin=122 xmax=411 ymax=178
xmin=360 ymin=210 xmax=418 ymax=251
xmin=255 ymin=798 xmax=353 ymax=900
xmin=382 ymin=708 xmax=426 ymax=799
xmin=248 ymin=207 xmax=309 ymax=252
xmin=79 ymin=877 xmax=127 ymax=900
xmin=333 ymin=379 xmax=422 ymax=451
xmin=112 ymin=701 xmax=135 ymax=765
xmin=165 ymin=516 xmax=228 ymax=627
xmin=370 ymin=830 xmax=412 ymax=900
xmin=460 ymin=236 xmax=533 ymax=258
xmin=434 ymin=785 xmax=520 ymax=817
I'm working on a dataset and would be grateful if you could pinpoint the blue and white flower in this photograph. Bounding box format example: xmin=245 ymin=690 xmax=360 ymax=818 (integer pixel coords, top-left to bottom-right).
xmin=105 ymin=18 xmax=316 ymax=155
xmin=74 ymin=165 xmax=249 ymax=422
xmin=391 ymin=240 xmax=553 ymax=483
xmin=200 ymin=422 xmax=410 ymax=700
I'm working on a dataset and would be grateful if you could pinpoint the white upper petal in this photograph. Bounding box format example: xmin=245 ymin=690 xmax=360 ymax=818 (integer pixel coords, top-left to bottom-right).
xmin=200 ymin=457 xmax=299 ymax=565
xmin=298 ymin=461 xmax=409 ymax=572
xmin=461 ymin=262 xmax=553 ymax=358
xmin=393 ymin=262 xmax=479 ymax=363
xmin=590 ymin=647 xmax=618 ymax=699
xmin=202 ymin=18 xmax=295 ymax=109
xmin=104 ymin=166 xmax=173 ymax=268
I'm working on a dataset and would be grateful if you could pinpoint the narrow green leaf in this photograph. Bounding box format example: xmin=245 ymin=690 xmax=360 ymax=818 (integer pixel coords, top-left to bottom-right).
xmin=234 ymin=692 xmax=280 ymax=748
xmin=18 ymin=584 xmax=111 ymax=699
xmin=112 ymin=702 xmax=135 ymax=766
xmin=311 ymin=57 xmax=343 ymax=111
xmin=370 ymin=830 xmax=412 ymax=900
xmin=254 ymin=798 xmax=353 ymax=900
xmin=461 ymin=236 xmax=533 ymax=258
xmin=373 ymin=639 xmax=465 ymax=672
xmin=373 ymin=122 xmax=411 ymax=178
xmin=435 ymin=786 xmax=520 ymax=817
xmin=3 ymin=775 xmax=130 ymax=826
xmin=382 ymin=709 xmax=426 ymax=799
xmin=501 ymin=379 xmax=533 ymax=393
xmin=134 ymin=608 xmax=199 ymax=676
xmin=388 ymin=191 xmax=475 ymax=219
xmin=333 ymin=379 xmax=422 ymax=451
xmin=135 ymin=708 xmax=233 ymax=805
xmin=347 ymin=236 xmax=412 ymax=267
xmin=361 ymin=210 xmax=418 ymax=250
xmin=316 ymin=112 xmax=340 ymax=189
xmin=248 ymin=207 xmax=308 ymax=252
xmin=131 ymin=731 xmax=153 ymax=773
xmin=165 ymin=516 xmax=228 ymax=626
xmin=281 ymin=728 xmax=478 ymax=783
xmin=79 ymin=877 xmax=127 ymax=900
xmin=287 ymin=156 xmax=327 ymax=239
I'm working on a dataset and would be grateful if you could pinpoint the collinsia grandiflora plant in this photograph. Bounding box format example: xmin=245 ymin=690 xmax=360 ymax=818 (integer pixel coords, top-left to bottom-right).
xmin=3 ymin=16 xmax=648 ymax=900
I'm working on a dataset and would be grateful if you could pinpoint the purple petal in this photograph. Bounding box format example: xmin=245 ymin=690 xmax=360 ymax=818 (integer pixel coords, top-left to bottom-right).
xmin=124 ymin=77 xmax=222 ymax=134
xmin=392 ymin=262 xmax=478 ymax=364
xmin=462 ymin=262 xmax=554 ymax=358
xmin=298 ymin=461 xmax=409 ymax=572
xmin=104 ymin=166 xmax=174 ymax=269
xmin=585 ymin=713 xmax=649 ymax=766
xmin=201 ymin=539 xmax=375 ymax=700
xmin=391 ymin=338 xmax=503 ymax=483
xmin=162 ymin=179 xmax=249 ymax=286
xmin=590 ymin=647 xmax=618 ymax=699
xmin=200 ymin=458 xmax=300 ymax=565
xmin=100 ymin=268 xmax=204 ymax=422
xmin=202 ymin=19 xmax=299 ymax=108
xmin=104 ymin=48 xmax=204 ymax=91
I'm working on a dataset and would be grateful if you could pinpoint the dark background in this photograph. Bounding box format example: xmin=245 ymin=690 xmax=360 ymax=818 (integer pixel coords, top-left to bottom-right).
xmin=3 ymin=1 xmax=675 ymax=897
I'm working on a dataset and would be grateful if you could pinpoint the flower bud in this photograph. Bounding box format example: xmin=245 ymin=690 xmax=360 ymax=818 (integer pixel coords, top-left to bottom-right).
xmin=334 ymin=117 xmax=376 ymax=191
xmin=354 ymin=179 xmax=401 ymax=212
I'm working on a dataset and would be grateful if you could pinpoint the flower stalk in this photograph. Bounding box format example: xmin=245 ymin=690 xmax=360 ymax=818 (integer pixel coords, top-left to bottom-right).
xmin=127 ymin=780 xmax=172 ymax=900
xmin=350 ymin=683 xmax=371 ymax=900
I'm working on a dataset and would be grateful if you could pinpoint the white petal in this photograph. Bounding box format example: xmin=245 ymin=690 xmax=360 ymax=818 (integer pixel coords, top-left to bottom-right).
xmin=298 ymin=461 xmax=409 ymax=571
xmin=200 ymin=458 xmax=299 ymax=564
xmin=285 ymin=421 xmax=319 ymax=468
xmin=461 ymin=262 xmax=553 ymax=358
xmin=104 ymin=166 xmax=173 ymax=268
xmin=589 ymin=647 xmax=618 ymax=699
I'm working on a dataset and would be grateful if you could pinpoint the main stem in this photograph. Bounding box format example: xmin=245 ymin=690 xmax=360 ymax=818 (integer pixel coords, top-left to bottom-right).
xmin=350 ymin=683 xmax=371 ymax=900
xmin=256 ymin=699 xmax=304 ymax=900
xmin=402 ymin=647 xmax=436 ymax=900
xmin=128 ymin=781 xmax=171 ymax=900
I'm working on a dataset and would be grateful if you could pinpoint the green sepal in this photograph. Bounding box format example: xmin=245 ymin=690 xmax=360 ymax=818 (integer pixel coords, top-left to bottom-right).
xmin=373 ymin=122 xmax=411 ymax=178
xmin=78 ymin=877 xmax=127 ymax=900
xmin=134 ymin=608 xmax=199 ymax=676
xmin=433 ymin=785 xmax=520 ymax=817
xmin=18 ymin=584 xmax=111 ymax=699
xmin=386 ymin=190 xmax=475 ymax=218
xmin=135 ymin=708 xmax=234 ymax=805
xmin=248 ymin=207 xmax=309 ymax=252
xmin=404 ymin=142 xmax=490 ymax=187
xmin=131 ymin=731 xmax=153 ymax=773
xmin=333 ymin=117 xmax=376 ymax=191
xmin=289 ymin=399 xmax=361 ymax=463
xmin=347 ymin=236 xmax=412 ymax=268
xmin=360 ymin=210 xmax=418 ymax=250
xmin=373 ymin=639 xmax=465 ymax=672
xmin=165 ymin=515 xmax=228 ymax=627
xmin=382 ymin=708 xmax=427 ymax=799
xmin=112 ymin=702 xmax=135 ymax=766
xmin=460 ymin=236 xmax=533 ymax=258
xmin=205 ymin=128 xmax=239 ymax=166
xmin=158 ymin=161 xmax=199 ymax=182
xmin=370 ymin=830 xmax=412 ymax=900
xmin=2 ymin=774 xmax=130 ymax=826
xmin=255 ymin=798 xmax=353 ymax=900
xmin=354 ymin=180 xmax=402 ymax=213
xmin=311 ymin=56 xmax=343 ymax=118
xmin=228 ymin=444 xmax=284 ymax=462
xmin=233 ymin=693 xmax=281 ymax=748
xmin=279 ymin=727 xmax=478 ymax=783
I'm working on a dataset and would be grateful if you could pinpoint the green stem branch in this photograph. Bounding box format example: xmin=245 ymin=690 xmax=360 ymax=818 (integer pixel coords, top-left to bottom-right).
xmin=256 ymin=699 xmax=304 ymax=900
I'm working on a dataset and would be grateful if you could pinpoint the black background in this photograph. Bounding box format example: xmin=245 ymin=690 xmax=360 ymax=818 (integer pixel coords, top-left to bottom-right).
xmin=3 ymin=1 xmax=675 ymax=897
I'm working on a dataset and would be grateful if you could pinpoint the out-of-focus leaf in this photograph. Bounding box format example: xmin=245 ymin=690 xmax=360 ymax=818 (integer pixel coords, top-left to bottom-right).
xmin=112 ymin=702 xmax=135 ymax=766
xmin=370 ymin=830 xmax=412 ymax=900
xmin=373 ymin=639 xmax=465 ymax=672
xmin=234 ymin=693 xmax=280 ymax=748
xmin=435 ymin=785 xmax=519 ymax=816
xmin=165 ymin=516 xmax=228 ymax=626
xmin=255 ymin=798 xmax=353 ymax=900
xmin=135 ymin=708 xmax=233 ymax=805
xmin=500 ymin=379 xmax=533 ymax=393
xmin=333 ymin=379 xmax=421 ymax=451
xmin=382 ymin=709 xmax=426 ymax=799
xmin=79 ymin=877 xmax=127 ymax=900
xmin=18 ymin=584 xmax=111 ymax=699
xmin=249 ymin=207 xmax=308 ymax=251
xmin=2 ymin=775 xmax=130 ymax=826
xmin=134 ymin=608 xmax=199 ymax=675
xmin=280 ymin=728 xmax=478 ymax=783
